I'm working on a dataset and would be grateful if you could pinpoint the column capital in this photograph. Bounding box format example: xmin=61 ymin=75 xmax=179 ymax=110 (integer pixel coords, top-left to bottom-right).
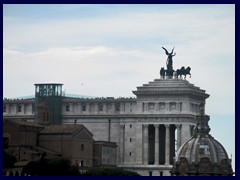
xmin=143 ymin=124 xmax=149 ymax=128
xmin=176 ymin=124 xmax=181 ymax=129
xmin=154 ymin=124 xmax=159 ymax=128
xmin=165 ymin=124 xmax=170 ymax=128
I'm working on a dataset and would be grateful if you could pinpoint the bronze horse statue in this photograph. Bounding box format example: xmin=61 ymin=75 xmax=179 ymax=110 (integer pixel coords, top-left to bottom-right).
xmin=176 ymin=66 xmax=191 ymax=79
xmin=160 ymin=67 xmax=166 ymax=79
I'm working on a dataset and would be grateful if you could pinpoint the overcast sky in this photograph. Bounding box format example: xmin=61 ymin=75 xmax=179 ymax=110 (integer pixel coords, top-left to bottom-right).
xmin=3 ymin=4 xmax=235 ymax=171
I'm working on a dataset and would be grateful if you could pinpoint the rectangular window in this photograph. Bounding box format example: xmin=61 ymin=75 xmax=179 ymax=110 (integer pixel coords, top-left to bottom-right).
xmin=107 ymin=103 xmax=112 ymax=109
xmin=81 ymin=144 xmax=84 ymax=151
xmin=149 ymin=171 xmax=152 ymax=176
xmin=66 ymin=105 xmax=70 ymax=111
xmin=3 ymin=106 xmax=6 ymax=113
xmin=130 ymin=138 xmax=132 ymax=142
xmin=82 ymin=104 xmax=86 ymax=111
xmin=129 ymin=152 xmax=131 ymax=156
xmin=99 ymin=104 xmax=103 ymax=111
xmin=115 ymin=103 xmax=120 ymax=112
xmin=160 ymin=171 xmax=163 ymax=176
xmin=18 ymin=105 xmax=22 ymax=112
xmin=130 ymin=124 xmax=132 ymax=128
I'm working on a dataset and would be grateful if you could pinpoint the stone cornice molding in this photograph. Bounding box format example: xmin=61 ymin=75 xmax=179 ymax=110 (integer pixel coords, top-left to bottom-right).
xmin=132 ymin=79 xmax=209 ymax=100
xmin=128 ymin=117 xmax=196 ymax=124
xmin=62 ymin=113 xmax=196 ymax=119
xmin=133 ymin=91 xmax=209 ymax=100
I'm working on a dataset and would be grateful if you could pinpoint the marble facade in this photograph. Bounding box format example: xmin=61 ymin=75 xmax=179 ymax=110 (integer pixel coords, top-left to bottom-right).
xmin=3 ymin=78 xmax=209 ymax=176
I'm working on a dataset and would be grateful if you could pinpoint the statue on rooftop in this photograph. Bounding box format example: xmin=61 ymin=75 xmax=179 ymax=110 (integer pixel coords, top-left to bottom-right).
xmin=162 ymin=47 xmax=176 ymax=77
xmin=160 ymin=67 xmax=166 ymax=79
xmin=176 ymin=66 xmax=191 ymax=79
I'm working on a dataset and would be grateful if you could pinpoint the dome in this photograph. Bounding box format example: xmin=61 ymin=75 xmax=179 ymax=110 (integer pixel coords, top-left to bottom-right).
xmin=171 ymin=104 xmax=233 ymax=176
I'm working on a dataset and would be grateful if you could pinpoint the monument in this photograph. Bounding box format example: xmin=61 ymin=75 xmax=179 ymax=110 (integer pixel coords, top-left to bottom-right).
xmin=160 ymin=47 xmax=191 ymax=79
xmin=4 ymin=47 xmax=223 ymax=176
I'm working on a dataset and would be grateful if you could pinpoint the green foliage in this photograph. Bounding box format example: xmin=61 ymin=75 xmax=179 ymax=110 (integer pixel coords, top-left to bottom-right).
xmin=22 ymin=157 xmax=140 ymax=176
xmin=3 ymin=151 xmax=17 ymax=169
xmin=23 ymin=157 xmax=80 ymax=176
xmin=82 ymin=168 xmax=141 ymax=176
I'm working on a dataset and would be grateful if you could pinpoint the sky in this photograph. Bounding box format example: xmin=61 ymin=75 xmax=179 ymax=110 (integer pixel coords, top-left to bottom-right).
xmin=3 ymin=4 xmax=235 ymax=172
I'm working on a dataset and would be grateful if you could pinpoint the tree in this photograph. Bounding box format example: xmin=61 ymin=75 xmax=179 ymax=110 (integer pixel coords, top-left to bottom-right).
xmin=3 ymin=151 xmax=17 ymax=169
xmin=23 ymin=157 xmax=80 ymax=176
xmin=82 ymin=168 xmax=141 ymax=176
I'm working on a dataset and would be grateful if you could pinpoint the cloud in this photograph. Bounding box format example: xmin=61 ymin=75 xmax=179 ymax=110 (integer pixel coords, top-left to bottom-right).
xmin=3 ymin=43 xmax=234 ymax=114
xmin=3 ymin=4 xmax=235 ymax=115
xmin=3 ymin=5 xmax=235 ymax=171
xmin=3 ymin=5 xmax=234 ymax=51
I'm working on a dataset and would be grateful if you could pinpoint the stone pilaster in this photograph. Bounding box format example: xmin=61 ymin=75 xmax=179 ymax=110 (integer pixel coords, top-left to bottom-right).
xmin=143 ymin=124 xmax=149 ymax=165
xmin=77 ymin=103 xmax=81 ymax=114
xmin=136 ymin=123 xmax=143 ymax=164
xmin=94 ymin=103 xmax=98 ymax=114
xmin=181 ymin=124 xmax=191 ymax=144
xmin=154 ymin=124 xmax=159 ymax=165
xmin=120 ymin=124 xmax=125 ymax=164
xmin=86 ymin=103 xmax=90 ymax=113
xmin=165 ymin=124 xmax=170 ymax=165
xmin=6 ymin=104 xmax=9 ymax=114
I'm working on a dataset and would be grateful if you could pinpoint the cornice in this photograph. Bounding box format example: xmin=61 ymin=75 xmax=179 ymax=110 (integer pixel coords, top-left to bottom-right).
xmin=62 ymin=113 xmax=196 ymax=119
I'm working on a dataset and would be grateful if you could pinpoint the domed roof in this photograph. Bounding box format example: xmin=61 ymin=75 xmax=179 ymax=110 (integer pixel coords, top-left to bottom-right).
xmin=171 ymin=104 xmax=233 ymax=176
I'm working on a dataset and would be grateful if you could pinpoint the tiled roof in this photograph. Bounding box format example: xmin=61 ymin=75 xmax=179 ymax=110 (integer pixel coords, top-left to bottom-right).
xmin=4 ymin=119 xmax=43 ymax=128
xmin=39 ymin=124 xmax=85 ymax=134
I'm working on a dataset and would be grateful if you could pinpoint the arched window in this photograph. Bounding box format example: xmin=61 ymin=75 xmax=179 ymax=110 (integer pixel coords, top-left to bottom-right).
xmin=3 ymin=137 xmax=9 ymax=149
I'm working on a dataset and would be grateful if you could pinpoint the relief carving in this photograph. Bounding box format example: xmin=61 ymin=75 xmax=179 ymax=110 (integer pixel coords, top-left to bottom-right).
xmin=178 ymin=157 xmax=189 ymax=174
xmin=199 ymin=157 xmax=212 ymax=173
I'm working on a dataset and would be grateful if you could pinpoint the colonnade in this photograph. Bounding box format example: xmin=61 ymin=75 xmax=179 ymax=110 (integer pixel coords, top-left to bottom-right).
xmin=120 ymin=123 xmax=192 ymax=166
xmin=142 ymin=124 xmax=181 ymax=165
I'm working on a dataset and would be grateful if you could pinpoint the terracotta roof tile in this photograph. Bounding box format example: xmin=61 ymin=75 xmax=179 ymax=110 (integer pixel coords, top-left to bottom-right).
xmin=39 ymin=124 xmax=85 ymax=134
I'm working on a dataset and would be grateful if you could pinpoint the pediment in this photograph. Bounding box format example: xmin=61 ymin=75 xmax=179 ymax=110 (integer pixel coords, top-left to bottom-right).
xmin=73 ymin=129 xmax=93 ymax=141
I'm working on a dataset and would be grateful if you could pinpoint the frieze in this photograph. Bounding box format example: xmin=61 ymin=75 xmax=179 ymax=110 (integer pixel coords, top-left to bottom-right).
xmin=117 ymin=116 xmax=197 ymax=124
xmin=136 ymin=117 xmax=196 ymax=124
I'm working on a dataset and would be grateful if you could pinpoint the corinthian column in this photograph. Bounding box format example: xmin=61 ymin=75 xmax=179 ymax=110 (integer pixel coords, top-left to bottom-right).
xmin=143 ymin=124 xmax=149 ymax=165
xmin=165 ymin=124 xmax=170 ymax=165
xmin=154 ymin=124 xmax=159 ymax=165
xmin=176 ymin=124 xmax=182 ymax=150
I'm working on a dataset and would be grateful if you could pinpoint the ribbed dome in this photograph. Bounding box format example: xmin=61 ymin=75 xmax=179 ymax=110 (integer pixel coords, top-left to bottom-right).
xmin=171 ymin=104 xmax=233 ymax=176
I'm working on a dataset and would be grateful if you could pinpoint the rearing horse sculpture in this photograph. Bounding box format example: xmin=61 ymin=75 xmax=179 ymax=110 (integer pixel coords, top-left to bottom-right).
xmin=176 ymin=66 xmax=191 ymax=79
